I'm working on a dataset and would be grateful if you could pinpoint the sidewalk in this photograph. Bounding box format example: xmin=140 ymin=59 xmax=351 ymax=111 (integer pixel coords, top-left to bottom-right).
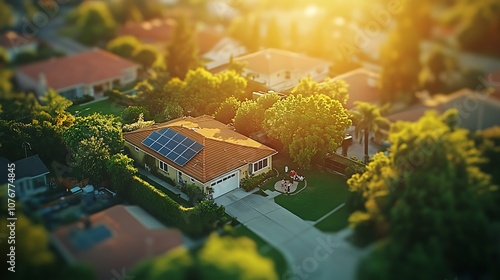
xmin=137 ymin=169 xmax=189 ymax=201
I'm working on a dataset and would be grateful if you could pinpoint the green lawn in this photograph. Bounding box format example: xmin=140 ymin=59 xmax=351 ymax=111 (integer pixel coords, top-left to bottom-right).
xmin=68 ymin=99 xmax=125 ymax=117
xmin=274 ymin=170 xmax=350 ymax=222
xmin=315 ymin=205 xmax=350 ymax=232
xmin=233 ymin=225 xmax=288 ymax=277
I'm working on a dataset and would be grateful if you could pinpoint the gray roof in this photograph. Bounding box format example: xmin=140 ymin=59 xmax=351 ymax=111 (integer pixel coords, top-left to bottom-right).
xmin=387 ymin=89 xmax=500 ymax=131
xmin=13 ymin=155 xmax=50 ymax=180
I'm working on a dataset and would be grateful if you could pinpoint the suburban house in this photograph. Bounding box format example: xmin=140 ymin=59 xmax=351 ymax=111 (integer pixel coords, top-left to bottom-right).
xmin=203 ymin=37 xmax=247 ymax=70
xmin=117 ymin=18 xmax=177 ymax=50
xmin=0 ymin=155 xmax=50 ymax=199
xmin=387 ymin=88 xmax=500 ymax=131
xmin=0 ymin=31 xmax=39 ymax=61
xmin=124 ymin=116 xmax=277 ymax=198
xmin=51 ymin=205 xmax=183 ymax=280
xmin=14 ymin=48 xmax=139 ymax=100
xmin=487 ymin=70 xmax=500 ymax=100
xmin=213 ymin=48 xmax=332 ymax=92
xmin=332 ymin=68 xmax=381 ymax=109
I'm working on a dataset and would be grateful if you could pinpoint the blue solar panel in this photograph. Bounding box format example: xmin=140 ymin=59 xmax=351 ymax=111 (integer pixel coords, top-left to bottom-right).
xmin=141 ymin=138 xmax=154 ymax=146
xmin=191 ymin=142 xmax=203 ymax=152
xmin=142 ymin=128 xmax=204 ymax=166
xmin=175 ymin=157 xmax=189 ymax=166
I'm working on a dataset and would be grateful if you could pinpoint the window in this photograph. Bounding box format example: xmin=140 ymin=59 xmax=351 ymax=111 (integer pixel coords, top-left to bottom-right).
xmin=134 ymin=146 xmax=140 ymax=152
xmin=159 ymin=160 xmax=168 ymax=172
xmin=210 ymin=173 xmax=236 ymax=187
xmin=252 ymin=158 xmax=269 ymax=173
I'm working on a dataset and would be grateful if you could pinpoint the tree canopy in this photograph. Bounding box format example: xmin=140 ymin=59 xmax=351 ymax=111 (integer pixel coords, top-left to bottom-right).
xmin=214 ymin=96 xmax=241 ymax=124
xmin=132 ymin=234 xmax=278 ymax=280
xmin=75 ymin=2 xmax=117 ymax=45
xmin=264 ymin=94 xmax=351 ymax=169
xmin=165 ymin=14 xmax=199 ymax=78
xmin=349 ymin=110 xmax=499 ymax=279
xmin=290 ymin=77 xmax=349 ymax=105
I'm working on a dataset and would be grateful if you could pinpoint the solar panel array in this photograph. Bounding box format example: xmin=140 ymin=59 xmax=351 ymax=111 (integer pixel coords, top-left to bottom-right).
xmin=142 ymin=128 xmax=204 ymax=166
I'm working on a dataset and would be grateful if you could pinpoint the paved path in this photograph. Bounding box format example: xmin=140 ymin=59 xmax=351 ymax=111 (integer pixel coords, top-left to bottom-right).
xmin=138 ymin=169 xmax=190 ymax=201
xmin=215 ymin=189 xmax=369 ymax=280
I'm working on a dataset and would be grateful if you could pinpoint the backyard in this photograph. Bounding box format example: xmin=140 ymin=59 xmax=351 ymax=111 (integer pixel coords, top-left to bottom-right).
xmin=233 ymin=225 xmax=288 ymax=277
xmin=68 ymin=99 xmax=125 ymax=117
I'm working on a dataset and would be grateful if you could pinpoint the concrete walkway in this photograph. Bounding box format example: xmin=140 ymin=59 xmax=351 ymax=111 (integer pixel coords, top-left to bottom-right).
xmin=215 ymin=189 xmax=369 ymax=280
xmin=138 ymin=169 xmax=190 ymax=201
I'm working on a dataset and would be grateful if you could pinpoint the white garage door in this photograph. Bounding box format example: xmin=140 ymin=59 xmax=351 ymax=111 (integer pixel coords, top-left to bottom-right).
xmin=211 ymin=172 xmax=239 ymax=198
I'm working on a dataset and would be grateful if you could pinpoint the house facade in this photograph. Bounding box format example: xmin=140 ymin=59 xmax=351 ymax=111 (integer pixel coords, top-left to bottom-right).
xmin=15 ymin=48 xmax=139 ymax=100
xmin=0 ymin=31 xmax=39 ymax=61
xmin=124 ymin=116 xmax=277 ymax=198
xmin=232 ymin=48 xmax=332 ymax=92
xmin=0 ymin=155 xmax=50 ymax=199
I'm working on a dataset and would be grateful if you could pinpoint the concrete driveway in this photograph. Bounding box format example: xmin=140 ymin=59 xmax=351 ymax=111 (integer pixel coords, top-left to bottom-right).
xmin=216 ymin=189 xmax=369 ymax=280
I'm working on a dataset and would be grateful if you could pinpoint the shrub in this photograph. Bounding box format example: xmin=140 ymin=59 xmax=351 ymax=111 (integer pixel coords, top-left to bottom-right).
xmin=181 ymin=183 xmax=206 ymax=204
xmin=240 ymin=170 xmax=274 ymax=192
xmin=72 ymin=95 xmax=95 ymax=105
xmin=121 ymin=106 xmax=150 ymax=124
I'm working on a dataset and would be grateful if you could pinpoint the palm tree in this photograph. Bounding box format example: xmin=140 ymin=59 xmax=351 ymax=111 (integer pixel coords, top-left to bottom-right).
xmin=350 ymin=102 xmax=390 ymax=163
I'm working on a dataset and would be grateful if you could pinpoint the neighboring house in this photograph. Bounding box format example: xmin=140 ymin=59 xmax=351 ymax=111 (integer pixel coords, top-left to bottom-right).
xmin=203 ymin=37 xmax=247 ymax=70
xmin=387 ymin=88 xmax=500 ymax=131
xmin=117 ymin=18 xmax=177 ymax=51
xmin=51 ymin=205 xmax=183 ymax=280
xmin=332 ymin=68 xmax=381 ymax=109
xmin=0 ymin=31 xmax=39 ymax=61
xmin=15 ymin=48 xmax=139 ymax=100
xmin=487 ymin=70 xmax=500 ymax=100
xmin=215 ymin=48 xmax=332 ymax=92
xmin=124 ymin=116 xmax=277 ymax=198
xmin=0 ymin=155 xmax=50 ymax=199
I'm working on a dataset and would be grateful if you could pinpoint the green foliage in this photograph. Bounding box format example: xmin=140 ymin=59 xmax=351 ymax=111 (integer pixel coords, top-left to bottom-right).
xmin=132 ymin=234 xmax=278 ymax=280
xmin=75 ymin=2 xmax=117 ymax=45
xmin=214 ymin=96 xmax=240 ymax=124
xmin=0 ymin=0 xmax=14 ymax=28
xmin=264 ymin=94 xmax=351 ymax=169
xmin=419 ymin=46 xmax=459 ymax=94
xmin=157 ymin=103 xmax=184 ymax=122
xmin=133 ymin=44 xmax=160 ymax=69
xmin=241 ymin=170 xmax=275 ymax=192
xmin=350 ymin=102 xmax=390 ymax=163
xmin=350 ymin=110 xmax=498 ymax=279
xmin=121 ymin=106 xmax=150 ymax=124
xmin=63 ymin=113 xmax=124 ymax=154
xmin=290 ymin=77 xmax=349 ymax=105
xmin=122 ymin=113 xmax=155 ymax=132
xmin=107 ymin=153 xmax=137 ymax=193
xmin=181 ymin=183 xmax=206 ymax=203
xmin=70 ymin=136 xmax=111 ymax=182
xmin=106 ymin=35 xmax=141 ymax=59
xmin=233 ymin=100 xmax=263 ymax=136
xmin=165 ymin=14 xmax=199 ymax=78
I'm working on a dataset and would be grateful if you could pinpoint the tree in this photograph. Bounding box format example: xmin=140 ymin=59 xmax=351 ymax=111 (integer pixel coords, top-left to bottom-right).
xmin=217 ymin=70 xmax=248 ymax=101
xmin=264 ymin=94 xmax=351 ymax=169
xmin=227 ymin=55 xmax=247 ymax=75
xmin=419 ymin=46 xmax=458 ymax=94
xmin=233 ymin=100 xmax=264 ymax=137
xmin=107 ymin=153 xmax=137 ymax=193
xmin=158 ymin=103 xmax=184 ymax=122
xmin=265 ymin=18 xmax=281 ymax=49
xmin=0 ymin=0 xmax=14 ymax=28
xmin=214 ymin=97 xmax=240 ymax=124
xmin=36 ymin=90 xmax=75 ymax=128
xmin=132 ymin=234 xmax=278 ymax=280
xmin=76 ymin=2 xmax=117 ymax=45
xmin=165 ymin=14 xmax=198 ymax=78
xmin=290 ymin=77 xmax=349 ymax=105
xmin=106 ymin=35 xmax=142 ymax=59
xmin=349 ymin=110 xmax=498 ymax=280
xmin=123 ymin=113 xmax=155 ymax=132
xmin=63 ymin=113 xmax=124 ymax=155
xmin=70 ymin=136 xmax=111 ymax=182
xmin=121 ymin=106 xmax=150 ymax=124
xmin=350 ymin=102 xmax=390 ymax=163
xmin=133 ymin=44 xmax=160 ymax=69
xmin=379 ymin=23 xmax=422 ymax=103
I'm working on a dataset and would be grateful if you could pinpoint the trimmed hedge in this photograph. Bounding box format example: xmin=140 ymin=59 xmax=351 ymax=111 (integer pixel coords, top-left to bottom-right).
xmin=240 ymin=170 xmax=275 ymax=192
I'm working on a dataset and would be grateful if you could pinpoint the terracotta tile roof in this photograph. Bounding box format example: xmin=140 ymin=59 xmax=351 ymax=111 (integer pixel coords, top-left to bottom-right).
xmin=0 ymin=31 xmax=38 ymax=49
xmin=197 ymin=28 xmax=224 ymax=54
xmin=387 ymin=88 xmax=500 ymax=131
xmin=234 ymin=48 xmax=331 ymax=75
xmin=332 ymin=68 xmax=381 ymax=108
xmin=15 ymin=48 xmax=138 ymax=90
xmin=51 ymin=205 xmax=183 ymax=280
xmin=118 ymin=18 xmax=177 ymax=44
xmin=124 ymin=116 xmax=277 ymax=183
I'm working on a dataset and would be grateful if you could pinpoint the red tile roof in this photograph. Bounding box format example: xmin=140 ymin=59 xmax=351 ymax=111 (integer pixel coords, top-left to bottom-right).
xmin=15 ymin=48 xmax=138 ymax=90
xmin=0 ymin=31 xmax=38 ymax=49
xmin=234 ymin=48 xmax=330 ymax=75
xmin=118 ymin=18 xmax=177 ymax=44
xmin=124 ymin=116 xmax=277 ymax=183
xmin=51 ymin=205 xmax=183 ymax=280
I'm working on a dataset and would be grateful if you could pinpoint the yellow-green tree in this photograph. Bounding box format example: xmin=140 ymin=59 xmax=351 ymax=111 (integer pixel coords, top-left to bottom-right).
xmin=349 ymin=110 xmax=499 ymax=279
xmin=264 ymin=94 xmax=351 ymax=169
xmin=132 ymin=234 xmax=278 ymax=280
